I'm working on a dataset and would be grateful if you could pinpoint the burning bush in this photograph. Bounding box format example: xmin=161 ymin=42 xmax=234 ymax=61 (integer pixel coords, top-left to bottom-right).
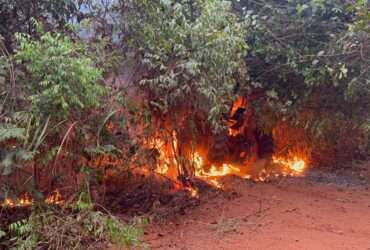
xmin=272 ymin=122 xmax=312 ymax=167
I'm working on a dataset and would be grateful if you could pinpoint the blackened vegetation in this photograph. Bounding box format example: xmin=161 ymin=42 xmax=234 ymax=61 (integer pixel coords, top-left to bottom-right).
xmin=101 ymin=173 xmax=201 ymax=221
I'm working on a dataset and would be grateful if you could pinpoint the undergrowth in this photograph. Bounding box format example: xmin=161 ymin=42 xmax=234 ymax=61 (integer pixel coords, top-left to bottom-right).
xmin=0 ymin=195 xmax=148 ymax=250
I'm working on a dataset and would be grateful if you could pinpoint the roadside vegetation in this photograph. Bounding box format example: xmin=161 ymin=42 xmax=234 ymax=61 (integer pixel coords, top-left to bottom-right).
xmin=0 ymin=0 xmax=368 ymax=249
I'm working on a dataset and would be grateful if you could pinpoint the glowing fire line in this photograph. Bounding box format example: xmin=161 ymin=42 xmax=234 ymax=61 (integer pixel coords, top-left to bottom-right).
xmin=192 ymin=152 xmax=307 ymax=188
xmin=147 ymin=133 xmax=308 ymax=195
xmin=1 ymin=190 xmax=64 ymax=208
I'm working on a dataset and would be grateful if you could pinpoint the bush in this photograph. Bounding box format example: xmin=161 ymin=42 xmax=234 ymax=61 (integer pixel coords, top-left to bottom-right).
xmin=15 ymin=27 xmax=105 ymax=120
xmin=123 ymin=0 xmax=248 ymax=132
xmin=236 ymin=0 xmax=369 ymax=163
xmin=1 ymin=208 xmax=146 ymax=249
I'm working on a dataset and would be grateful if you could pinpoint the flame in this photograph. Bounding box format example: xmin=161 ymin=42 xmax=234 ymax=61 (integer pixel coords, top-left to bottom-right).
xmin=197 ymin=164 xmax=241 ymax=177
xmin=228 ymin=96 xmax=248 ymax=136
xmin=2 ymin=197 xmax=33 ymax=207
xmin=272 ymin=156 xmax=306 ymax=174
xmin=192 ymin=151 xmax=308 ymax=188
xmin=145 ymin=132 xmax=200 ymax=197
xmin=148 ymin=133 xmax=309 ymax=191
xmin=1 ymin=194 xmax=33 ymax=208
xmin=144 ymin=97 xmax=310 ymax=194
xmin=147 ymin=134 xmax=179 ymax=180
xmin=185 ymin=186 xmax=199 ymax=198
xmin=230 ymin=97 xmax=247 ymax=115
xmin=1 ymin=190 xmax=64 ymax=208
xmin=193 ymin=152 xmax=244 ymax=188
xmin=45 ymin=190 xmax=64 ymax=205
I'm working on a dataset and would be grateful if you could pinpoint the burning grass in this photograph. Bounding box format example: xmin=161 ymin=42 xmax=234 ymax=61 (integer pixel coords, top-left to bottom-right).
xmin=140 ymin=96 xmax=311 ymax=195
xmin=145 ymin=130 xmax=309 ymax=193
xmin=1 ymin=95 xmax=311 ymax=219
xmin=1 ymin=190 xmax=64 ymax=208
xmin=0 ymin=95 xmax=313 ymax=249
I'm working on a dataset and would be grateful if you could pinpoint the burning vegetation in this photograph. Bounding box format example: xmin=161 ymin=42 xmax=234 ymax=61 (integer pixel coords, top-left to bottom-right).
xmin=1 ymin=190 xmax=63 ymax=208
xmin=0 ymin=0 xmax=368 ymax=249
xmin=144 ymin=96 xmax=309 ymax=196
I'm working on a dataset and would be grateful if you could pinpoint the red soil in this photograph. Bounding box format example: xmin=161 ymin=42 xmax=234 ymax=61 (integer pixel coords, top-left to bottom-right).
xmin=145 ymin=174 xmax=370 ymax=250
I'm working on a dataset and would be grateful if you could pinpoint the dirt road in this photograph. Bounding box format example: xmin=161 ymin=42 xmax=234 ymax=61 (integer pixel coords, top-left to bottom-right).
xmin=145 ymin=169 xmax=370 ymax=250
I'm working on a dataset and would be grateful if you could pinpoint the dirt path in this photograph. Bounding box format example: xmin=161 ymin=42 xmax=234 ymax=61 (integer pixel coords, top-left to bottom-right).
xmin=145 ymin=170 xmax=370 ymax=250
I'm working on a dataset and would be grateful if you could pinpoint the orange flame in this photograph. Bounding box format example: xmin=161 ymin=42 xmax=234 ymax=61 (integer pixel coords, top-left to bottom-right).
xmin=228 ymin=97 xmax=248 ymax=136
xmin=147 ymin=133 xmax=309 ymax=191
xmin=273 ymin=157 xmax=305 ymax=173
xmin=192 ymin=151 xmax=308 ymax=188
xmin=144 ymin=96 xmax=310 ymax=193
xmin=1 ymin=190 xmax=64 ymax=208
xmin=45 ymin=190 xmax=64 ymax=205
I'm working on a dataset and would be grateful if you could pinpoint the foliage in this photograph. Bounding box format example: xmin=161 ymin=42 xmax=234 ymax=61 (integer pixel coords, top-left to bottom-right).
xmin=0 ymin=23 xmax=110 ymax=201
xmin=123 ymin=0 xmax=248 ymax=131
xmin=0 ymin=2 xmax=368 ymax=250
xmin=105 ymin=216 xmax=147 ymax=248
xmin=0 ymin=0 xmax=86 ymax=51
xmin=1 ymin=24 xmax=107 ymax=181
xmin=0 ymin=42 xmax=36 ymax=178
xmin=2 ymin=209 xmax=146 ymax=250
xmin=2 ymin=180 xmax=146 ymax=250
xmin=0 ymin=124 xmax=25 ymax=142
xmin=15 ymin=28 xmax=105 ymax=120
xmin=234 ymin=0 xmax=369 ymax=161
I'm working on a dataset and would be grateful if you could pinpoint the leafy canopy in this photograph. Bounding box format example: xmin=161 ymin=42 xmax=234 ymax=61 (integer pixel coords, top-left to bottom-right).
xmin=235 ymin=0 xmax=369 ymax=158
xmin=15 ymin=28 xmax=105 ymax=119
xmin=124 ymin=0 xmax=248 ymax=131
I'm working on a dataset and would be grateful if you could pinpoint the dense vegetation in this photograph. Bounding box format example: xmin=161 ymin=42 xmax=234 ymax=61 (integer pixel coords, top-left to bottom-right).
xmin=0 ymin=0 xmax=368 ymax=249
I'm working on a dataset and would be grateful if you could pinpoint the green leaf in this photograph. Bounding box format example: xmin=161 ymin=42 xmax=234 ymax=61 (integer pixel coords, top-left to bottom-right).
xmin=0 ymin=125 xmax=25 ymax=141
xmin=0 ymin=229 xmax=6 ymax=239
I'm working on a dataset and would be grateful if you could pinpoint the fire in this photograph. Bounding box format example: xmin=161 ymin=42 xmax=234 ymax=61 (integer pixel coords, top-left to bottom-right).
xmin=193 ymin=152 xmax=240 ymax=177
xmin=228 ymin=96 xmax=248 ymax=136
xmin=194 ymin=151 xmax=308 ymax=188
xmin=2 ymin=196 xmax=33 ymax=207
xmin=45 ymin=190 xmax=64 ymax=205
xmin=147 ymin=135 xmax=180 ymax=180
xmin=192 ymin=151 xmax=243 ymax=188
xmin=196 ymin=164 xmax=241 ymax=177
xmin=147 ymin=134 xmax=308 ymax=192
xmin=193 ymin=152 xmax=244 ymax=188
xmin=1 ymin=193 xmax=33 ymax=208
xmin=272 ymin=156 xmax=307 ymax=174
xmin=146 ymin=133 xmax=200 ymax=197
xmin=1 ymin=190 xmax=64 ymax=208
xmin=144 ymin=96 xmax=310 ymax=194
xmin=185 ymin=186 xmax=199 ymax=198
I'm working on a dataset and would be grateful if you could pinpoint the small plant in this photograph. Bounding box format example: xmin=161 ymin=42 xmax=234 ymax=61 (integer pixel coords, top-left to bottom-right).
xmin=6 ymin=213 xmax=42 ymax=250
xmin=2 ymin=207 xmax=147 ymax=249
xmin=105 ymin=216 xmax=148 ymax=248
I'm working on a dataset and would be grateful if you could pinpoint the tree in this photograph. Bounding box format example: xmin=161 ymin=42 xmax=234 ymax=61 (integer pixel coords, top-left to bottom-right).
xmin=0 ymin=0 xmax=84 ymax=51
xmin=15 ymin=28 xmax=105 ymax=119
xmin=0 ymin=26 xmax=105 ymax=196
xmin=121 ymin=0 xmax=248 ymax=132
xmin=234 ymin=0 xmax=369 ymax=162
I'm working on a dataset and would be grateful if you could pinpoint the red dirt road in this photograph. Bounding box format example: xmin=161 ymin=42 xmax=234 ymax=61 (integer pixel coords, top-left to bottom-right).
xmin=145 ymin=175 xmax=370 ymax=250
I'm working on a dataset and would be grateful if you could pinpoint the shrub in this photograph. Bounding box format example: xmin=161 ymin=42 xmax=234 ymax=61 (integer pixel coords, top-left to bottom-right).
xmin=15 ymin=28 xmax=105 ymax=120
